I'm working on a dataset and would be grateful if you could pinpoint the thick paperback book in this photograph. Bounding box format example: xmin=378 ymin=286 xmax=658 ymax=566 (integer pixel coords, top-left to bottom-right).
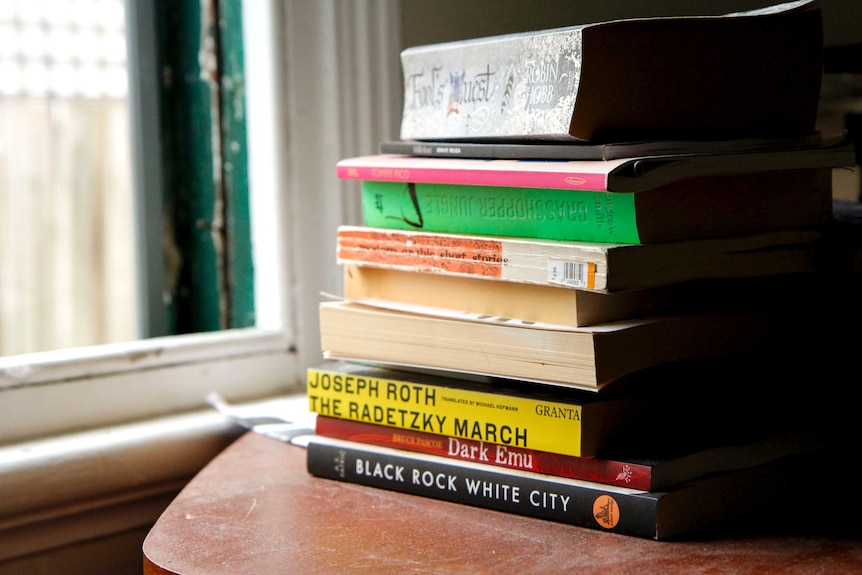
xmin=318 ymin=300 xmax=771 ymax=390
xmin=342 ymin=263 xmax=675 ymax=328
xmin=397 ymin=1 xmax=822 ymax=142
xmin=306 ymin=435 xmax=823 ymax=540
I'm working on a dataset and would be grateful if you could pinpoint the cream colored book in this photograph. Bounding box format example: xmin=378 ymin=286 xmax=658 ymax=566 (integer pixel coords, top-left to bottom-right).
xmin=343 ymin=264 xmax=699 ymax=327
xmin=318 ymin=300 xmax=770 ymax=391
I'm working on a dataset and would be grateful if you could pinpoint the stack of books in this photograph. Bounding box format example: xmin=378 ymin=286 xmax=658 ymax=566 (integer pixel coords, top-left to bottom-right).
xmin=305 ymin=0 xmax=860 ymax=540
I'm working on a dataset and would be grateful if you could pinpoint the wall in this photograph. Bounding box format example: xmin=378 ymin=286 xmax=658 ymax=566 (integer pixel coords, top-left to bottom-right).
xmin=400 ymin=0 xmax=861 ymax=48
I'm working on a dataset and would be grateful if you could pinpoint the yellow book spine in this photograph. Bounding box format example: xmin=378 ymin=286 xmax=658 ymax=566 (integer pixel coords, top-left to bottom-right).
xmin=307 ymin=367 xmax=586 ymax=457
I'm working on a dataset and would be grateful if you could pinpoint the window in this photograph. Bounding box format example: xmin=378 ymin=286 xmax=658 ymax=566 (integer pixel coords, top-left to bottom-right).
xmin=0 ymin=0 xmax=402 ymax=443
xmin=0 ymin=0 xmax=136 ymax=356
xmin=0 ymin=0 xmax=291 ymax=445
xmin=0 ymin=1 xmax=400 ymax=568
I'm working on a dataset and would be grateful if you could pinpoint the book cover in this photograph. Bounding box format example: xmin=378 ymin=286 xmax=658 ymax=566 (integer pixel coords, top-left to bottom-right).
xmin=347 ymin=165 xmax=836 ymax=244
xmin=336 ymin=144 xmax=854 ymax=193
xmin=306 ymin=361 xmax=646 ymax=458
xmin=358 ymin=172 xmax=833 ymax=244
xmin=314 ymin=416 xmax=825 ymax=492
xmin=306 ymin=435 xmax=824 ymax=540
xmin=398 ymin=1 xmax=822 ymax=142
xmin=379 ymin=133 xmax=826 ymax=161
xmin=338 ymin=227 xmax=822 ymax=293
xmin=318 ymin=300 xmax=771 ymax=391
xmin=307 ymin=357 xmax=823 ymax=460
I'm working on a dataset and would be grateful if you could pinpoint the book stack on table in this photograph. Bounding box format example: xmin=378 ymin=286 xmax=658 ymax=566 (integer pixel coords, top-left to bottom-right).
xmin=306 ymin=0 xmax=861 ymax=540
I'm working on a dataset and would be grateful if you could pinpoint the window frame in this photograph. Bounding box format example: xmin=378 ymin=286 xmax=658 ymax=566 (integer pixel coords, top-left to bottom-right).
xmin=0 ymin=0 xmax=295 ymax=446
xmin=0 ymin=1 xmax=401 ymax=566
xmin=0 ymin=0 xmax=401 ymax=444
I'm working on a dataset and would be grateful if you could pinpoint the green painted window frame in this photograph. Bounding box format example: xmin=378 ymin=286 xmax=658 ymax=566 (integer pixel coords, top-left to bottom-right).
xmin=130 ymin=0 xmax=254 ymax=338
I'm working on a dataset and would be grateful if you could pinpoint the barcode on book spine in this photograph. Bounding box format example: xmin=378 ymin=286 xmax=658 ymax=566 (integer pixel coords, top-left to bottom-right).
xmin=548 ymin=260 xmax=588 ymax=288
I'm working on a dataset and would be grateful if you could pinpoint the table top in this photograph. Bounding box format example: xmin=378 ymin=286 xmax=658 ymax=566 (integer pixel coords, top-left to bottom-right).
xmin=143 ymin=431 xmax=862 ymax=575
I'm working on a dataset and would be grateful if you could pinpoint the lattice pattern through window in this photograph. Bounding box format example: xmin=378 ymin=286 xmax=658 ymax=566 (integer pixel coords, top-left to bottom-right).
xmin=0 ymin=0 xmax=127 ymax=98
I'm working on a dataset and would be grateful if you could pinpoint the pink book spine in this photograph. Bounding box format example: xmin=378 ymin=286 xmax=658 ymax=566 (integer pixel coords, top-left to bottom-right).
xmin=336 ymin=158 xmax=611 ymax=190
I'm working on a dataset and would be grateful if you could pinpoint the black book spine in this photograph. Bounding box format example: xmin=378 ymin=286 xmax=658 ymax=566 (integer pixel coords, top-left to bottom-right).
xmin=378 ymin=140 xmax=606 ymax=160
xmin=307 ymin=437 xmax=661 ymax=540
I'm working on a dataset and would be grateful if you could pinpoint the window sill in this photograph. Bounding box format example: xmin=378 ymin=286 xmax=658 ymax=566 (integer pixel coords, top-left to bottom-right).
xmin=0 ymin=328 xmax=299 ymax=445
xmin=0 ymin=393 xmax=308 ymax=564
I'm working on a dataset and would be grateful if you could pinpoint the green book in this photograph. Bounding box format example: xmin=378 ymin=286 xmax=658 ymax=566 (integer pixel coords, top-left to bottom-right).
xmin=361 ymin=167 xmax=832 ymax=244
xmin=363 ymin=180 xmax=638 ymax=243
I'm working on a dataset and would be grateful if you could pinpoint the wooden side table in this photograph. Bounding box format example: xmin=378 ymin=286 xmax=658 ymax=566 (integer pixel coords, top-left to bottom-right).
xmin=143 ymin=431 xmax=862 ymax=574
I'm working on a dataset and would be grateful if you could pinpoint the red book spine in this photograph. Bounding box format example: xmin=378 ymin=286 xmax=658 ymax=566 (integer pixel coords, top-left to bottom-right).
xmin=315 ymin=416 xmax=654 ymax=490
